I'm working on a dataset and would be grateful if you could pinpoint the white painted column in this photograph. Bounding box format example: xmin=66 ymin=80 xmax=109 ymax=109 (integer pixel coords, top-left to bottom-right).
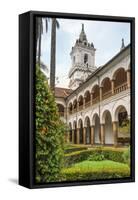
xmin=112 ymin=121 xmax=118 ymax=146
xmin=127 ymin=69 xmax=131 ymax=89
xmin=111 ymin=79 xmax=115 ymax=95
xmin=100 ymin=124 xmax=105 ymax=145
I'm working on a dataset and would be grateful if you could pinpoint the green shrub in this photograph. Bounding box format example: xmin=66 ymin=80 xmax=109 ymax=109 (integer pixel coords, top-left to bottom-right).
xmin=61 ymin=162 xmax=130 ymax=181
xmin=64 ymin=150 xmax=91 ymax=167
xmin=64 ymin=148 xmax=126 ymax=167
xmin=88 ymin=152 xmax=105 ymax=161
xmin=102 ymin=149 xmax=124 ymax=163
xmin=123 ymin=146 xmax=130 ymax=166
xmin=35 ymin=65 xmax=65 ymax=183
xmin=64 ymin=147 xmax=88 ymax=154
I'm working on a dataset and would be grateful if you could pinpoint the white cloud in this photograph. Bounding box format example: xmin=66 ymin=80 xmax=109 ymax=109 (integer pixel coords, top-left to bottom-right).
xmin=40 ymin=18 xmax=130 ymax=89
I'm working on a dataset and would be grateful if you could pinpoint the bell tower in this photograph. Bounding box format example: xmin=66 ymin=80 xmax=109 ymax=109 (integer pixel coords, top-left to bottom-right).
xmin=68 ymin=24 xmax=97 ymax=90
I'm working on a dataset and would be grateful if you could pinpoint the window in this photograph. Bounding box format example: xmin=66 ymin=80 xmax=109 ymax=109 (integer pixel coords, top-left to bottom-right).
xmin=84 ymin=53 xmax=88 ymax=63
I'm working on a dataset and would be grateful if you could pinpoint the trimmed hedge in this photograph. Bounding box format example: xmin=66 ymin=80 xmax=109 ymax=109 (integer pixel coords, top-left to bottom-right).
xmin=61 ymin=166 xmax=130 ymax=181
xmin=64 ymin=147 xmax=88 ymax=154
xmin=64 ymin=148 xmax=126 ymax=167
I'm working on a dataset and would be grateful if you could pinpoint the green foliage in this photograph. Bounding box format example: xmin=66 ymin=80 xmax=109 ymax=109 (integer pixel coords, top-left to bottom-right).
xmin=102 ymin=149 xmax=125 ymax=163
xmin=119 ymin=120 xmax=130 ymax=134
xmin=88 ymin=152 xmax=105 ymax=161
xmin=64 ymin=146 xmax=88 ymax=154
xmin=61 ymin=160 xmax=130 ymax=181
xmin=64 ymin=148 xmax=126 ymax=167
xmin=35 ymin=65 xmax=65 ymax=183
xmin=123 ymin=146 xmax=130 ymax=166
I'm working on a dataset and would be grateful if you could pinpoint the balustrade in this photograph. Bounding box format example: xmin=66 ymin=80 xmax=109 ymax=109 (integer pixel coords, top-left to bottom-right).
xmin=114 ymin=82 xmax=128 ymax=94
xmin=102 ymin=90 xmax=112 ymax=100
xmin=68 ymin=82 xmax=129 ymax=115
xmin=85 ymin=101 xmax=91 ymax=108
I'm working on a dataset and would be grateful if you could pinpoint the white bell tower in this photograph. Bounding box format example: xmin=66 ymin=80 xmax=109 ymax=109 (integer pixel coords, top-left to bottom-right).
xmin=68 ymin=24 xmax=97 ymax=90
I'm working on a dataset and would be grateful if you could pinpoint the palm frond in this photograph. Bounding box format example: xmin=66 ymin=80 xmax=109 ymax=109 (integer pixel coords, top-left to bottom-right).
xmin=56 ymin=20 xmax=60 ymax=29
xmin=45 ymin=18 xmax=49 ymax=33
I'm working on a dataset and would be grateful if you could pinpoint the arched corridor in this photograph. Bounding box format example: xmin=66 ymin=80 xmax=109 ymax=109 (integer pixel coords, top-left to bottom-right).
xmin=68 ymin=98 xmax=130 ymax=146
xmin=73 ymin=121 xmax=77 ymax=144
xmin=78 ymin=119 xmax=83 ymax=144
xmin=85 ymin=117 xmax=91 ymax=144
xmin=115 ymin=105 xmax=130 ymax=138
xmin=103 ymin=111 xmax=113 ymax=144
xmin=92 ymin=114 xmax=100 ymax=144
xmin=69 ymin=123 xmax=72 ymax=143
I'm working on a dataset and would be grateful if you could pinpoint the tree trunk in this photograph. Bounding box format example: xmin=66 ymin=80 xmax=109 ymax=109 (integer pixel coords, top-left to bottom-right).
xmin=50 ymin=18 xmax=56 ymax=93
xmin=35 ymin=19 xmax=38 ymax=60
xmin=38 ymin=21 xmax=42 ymax=67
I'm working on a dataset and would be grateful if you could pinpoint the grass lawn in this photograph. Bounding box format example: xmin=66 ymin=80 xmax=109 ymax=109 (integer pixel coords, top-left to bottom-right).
xmin=73 ymin=160 xmax=129 ymax=171
xmin=61 ymin=160 xmax=130 ymax=181
xmin=61 ymin=145 xmax=130 ymax=181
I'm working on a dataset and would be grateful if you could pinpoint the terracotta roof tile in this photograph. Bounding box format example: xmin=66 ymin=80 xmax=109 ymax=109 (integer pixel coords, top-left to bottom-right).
xmin=55 ymin=87 xmax=73 ymax=98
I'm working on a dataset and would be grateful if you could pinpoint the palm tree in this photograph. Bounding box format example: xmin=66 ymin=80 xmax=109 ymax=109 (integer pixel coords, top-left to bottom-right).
xmin=36 ymin=17 xmax=49 ymax=66
xmin=50 ymin=18 xmax=60 ymax=92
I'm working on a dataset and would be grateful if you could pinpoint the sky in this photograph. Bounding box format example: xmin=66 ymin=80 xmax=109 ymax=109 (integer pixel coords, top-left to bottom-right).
xmin=40 ymin=18 xmax=130 ymax=88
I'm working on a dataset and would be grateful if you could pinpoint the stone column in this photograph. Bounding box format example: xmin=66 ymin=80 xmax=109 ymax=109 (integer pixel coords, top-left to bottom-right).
xmin=90 ymin=125 xmax=94 ymax=145
xmin=112 ymin=121 xmax=118 ymax=146
xmin=77 ymin=102 xmax=79 ymax=112
xmin=83 ymin=127 xmax=86 ymax=145
xmin=64 ymin=107 xmax=67 ymax=118
xmin=127 ymin=69 xmax=131 ymax=89
xmin=100 ymin=87 xmax=103 ymax=101
xmin=83 ymin=98 xmax=85 ymax=109
xmin=111 ymin=79 xmax=115 ymax=95
xmin=72 ymin=129 xmax=74 ymax=144
xmin=77 ymin=128 xmax=80 ymax=144
xmin=100 ymin=124 xmax=105 ymax=145
xmin=90 ymin=93 xmax=93 ymax=106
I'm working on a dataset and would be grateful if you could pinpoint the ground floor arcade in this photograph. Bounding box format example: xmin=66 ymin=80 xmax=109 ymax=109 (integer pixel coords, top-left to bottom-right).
xmin=67 ymin=105 xmax=130 ymax=146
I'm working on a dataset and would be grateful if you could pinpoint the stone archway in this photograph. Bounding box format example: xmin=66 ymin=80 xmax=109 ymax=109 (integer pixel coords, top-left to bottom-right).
xmin=92 ymin=114 xmax=100 ymax=144
xmin=103 ymin=111 xmax=113 ymax=144
xmin=78 ymin=119 xmax=83 ymax=144
xmin=115 ymin=105 xmax=130 ymax=139
xmin=84 ymin=117 xmax=91 ymax=144
xmin=68 ymin=122 xmax=72 ymax=143
xmin=73 ymin=121 xmax=77 ymax=144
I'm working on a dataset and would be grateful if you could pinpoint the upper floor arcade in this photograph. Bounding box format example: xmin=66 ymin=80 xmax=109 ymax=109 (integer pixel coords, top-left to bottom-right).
xmin=67 ymin=44 xmax=130 ymax=116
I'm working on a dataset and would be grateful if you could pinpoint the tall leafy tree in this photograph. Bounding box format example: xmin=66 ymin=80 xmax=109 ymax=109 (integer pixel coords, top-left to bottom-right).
xmin=35 ymin=65 xmax=65 ymax=183
xmin=50 ymin=18 xmax=60 ymax=92
xmin=36 ymin=17 xmax=49 ymax=66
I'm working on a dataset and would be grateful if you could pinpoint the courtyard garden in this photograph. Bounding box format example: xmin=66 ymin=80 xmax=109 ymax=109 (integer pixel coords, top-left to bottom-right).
xmin=35 ymin=64 xmax=131 ymax=183
xmin=60 ymin=145 xmax=130 ymax=182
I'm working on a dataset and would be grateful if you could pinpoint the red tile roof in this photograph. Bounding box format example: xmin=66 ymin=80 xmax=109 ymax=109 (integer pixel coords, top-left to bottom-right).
xmin=55 ymin=87 xmax=73 ymax=98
